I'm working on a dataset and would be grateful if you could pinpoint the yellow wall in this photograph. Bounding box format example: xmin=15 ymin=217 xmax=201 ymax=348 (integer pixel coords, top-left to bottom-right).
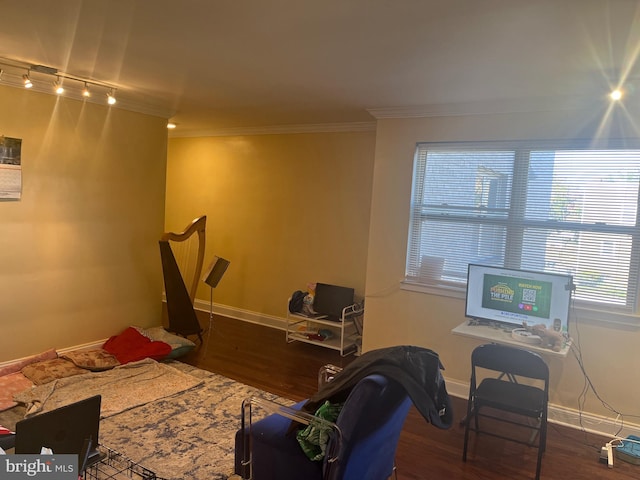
xmin=364 ymin=111 xmax=640 ymax=421
xmin=5 ymin=74 xmax=634 ymax=428
xmin=0 ymin=85 xmax=168 ymax=362
xmin=166 ymin=132 xmax=375 ymax=318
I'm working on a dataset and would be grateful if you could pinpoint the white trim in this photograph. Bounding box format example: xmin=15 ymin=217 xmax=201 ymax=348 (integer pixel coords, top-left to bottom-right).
xmin=0 ymin=340 xmax=107 ymax=370
xmin=168 ymin=121 xmax=377 ymax=138
xmin=3 ymin=302 xmax=635 ymax=440
xmin=444 ymin=377 xmax=640 ymax=439
xmin=400 ymin=281 xmax=640 ymax=328
xmin=400 ymin=280 xmax=465 ymax=299
xmin=195 ymin=302 xmax=640 ymax=438
xmin=366 ymin=95 xmax=611 ymax=119
xmin=193 ymin=299 xmax=288 ymax=330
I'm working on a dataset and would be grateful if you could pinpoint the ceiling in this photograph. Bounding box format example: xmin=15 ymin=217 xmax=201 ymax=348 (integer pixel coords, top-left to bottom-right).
xmin=2 ymin=0 xmax=640 ymax=136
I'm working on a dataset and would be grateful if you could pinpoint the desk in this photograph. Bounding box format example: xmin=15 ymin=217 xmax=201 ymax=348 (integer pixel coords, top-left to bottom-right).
xmin=451 ymin=321 xmax=571 ymax=357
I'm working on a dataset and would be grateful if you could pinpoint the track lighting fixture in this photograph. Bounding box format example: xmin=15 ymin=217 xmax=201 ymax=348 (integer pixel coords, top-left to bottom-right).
xmin=1 ymin=57 xmax=122 ymax=107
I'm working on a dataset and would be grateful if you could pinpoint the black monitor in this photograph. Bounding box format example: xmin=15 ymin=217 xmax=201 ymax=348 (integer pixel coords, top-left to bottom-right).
xmin=313 ymin=283 xmax=355 ymax=321
xmin=15 ymin=395 xmax=103 ymax=470
xmin=465 ymin=264 xmax=573 ymax=332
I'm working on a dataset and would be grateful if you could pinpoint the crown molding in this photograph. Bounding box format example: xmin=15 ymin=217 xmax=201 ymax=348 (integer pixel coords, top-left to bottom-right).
xmin=168 ymin=121 xmax=377 ymax=138
xmin=366 ymin=95 xmax=610 ymax=119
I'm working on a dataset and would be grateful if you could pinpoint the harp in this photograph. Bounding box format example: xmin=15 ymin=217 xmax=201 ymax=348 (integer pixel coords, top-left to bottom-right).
xmin=159 ymin=215 xmax=207 ymax=341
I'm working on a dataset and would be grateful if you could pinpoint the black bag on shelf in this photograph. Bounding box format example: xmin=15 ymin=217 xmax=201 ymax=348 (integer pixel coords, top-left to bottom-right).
xmin=288 ymin=290 xmax=307 ymax=313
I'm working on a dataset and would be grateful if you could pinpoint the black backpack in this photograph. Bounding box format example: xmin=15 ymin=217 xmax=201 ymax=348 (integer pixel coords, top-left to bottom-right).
xmin=288 ymin=290 xmax=307 ymax=313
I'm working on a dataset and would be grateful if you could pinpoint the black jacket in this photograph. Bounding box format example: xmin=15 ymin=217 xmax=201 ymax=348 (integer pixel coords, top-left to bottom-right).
xmin=302 ymin=345 xmax=453 ymax=429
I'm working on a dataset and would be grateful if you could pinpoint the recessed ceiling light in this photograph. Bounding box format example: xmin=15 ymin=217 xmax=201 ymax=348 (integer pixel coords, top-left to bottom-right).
xmin=167 ymin=122 xmax=177 ymax=129
xmin=54 ymin=77 xmax=64 ymax=95
xmin=610 ymin=89 xmax=623 ymax=101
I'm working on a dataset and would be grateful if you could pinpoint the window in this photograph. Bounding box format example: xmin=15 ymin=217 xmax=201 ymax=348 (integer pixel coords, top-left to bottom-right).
xmin=405 ymin=140 xmax=640 ymax=317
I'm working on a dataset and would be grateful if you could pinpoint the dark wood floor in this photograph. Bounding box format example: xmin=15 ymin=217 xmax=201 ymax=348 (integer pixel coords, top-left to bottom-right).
xmin=182 ymin=313 xmax=638 ymax=479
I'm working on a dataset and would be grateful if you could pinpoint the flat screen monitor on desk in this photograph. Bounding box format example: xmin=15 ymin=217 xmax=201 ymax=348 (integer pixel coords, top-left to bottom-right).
xmin=465 ymin=264 xmax=573 ymax=333
xmin=313 ymin=283 xmax=355 ymax=321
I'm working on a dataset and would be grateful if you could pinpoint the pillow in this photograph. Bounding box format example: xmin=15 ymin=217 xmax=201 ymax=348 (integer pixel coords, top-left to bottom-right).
xmin=135 ymin=326 xmax=196 ymax=359
xmin=103 ymin=327 xmax=172 ymax=364
xmin=21 ymin=358 xmax=88 ymax=385
xmin=61 ymin=349 xmax=120 ymax=371
xmin=0 ymin=372 xmax=33 ymax=411
xmin=0 ymin=348 xmax=58 ymax=377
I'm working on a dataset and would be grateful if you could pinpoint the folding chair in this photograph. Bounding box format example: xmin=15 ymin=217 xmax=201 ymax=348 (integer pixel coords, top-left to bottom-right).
xmin=462 ymin=343 xmax=549 ymax=480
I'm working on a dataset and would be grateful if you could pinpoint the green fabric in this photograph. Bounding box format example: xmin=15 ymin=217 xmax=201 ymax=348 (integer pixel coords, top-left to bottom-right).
xmin=296 ymin=400 xmax=343 ymax=461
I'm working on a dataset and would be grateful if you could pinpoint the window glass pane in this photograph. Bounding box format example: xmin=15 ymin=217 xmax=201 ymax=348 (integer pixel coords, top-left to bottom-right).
xmin=423 ymin=151 xmax=513 ymax=217
xmin=407 ymin=142 xmax=640 ymax=316
xmin=411 ymin=219 xmax=506 ymax=282
xmin=527 ymin=150 xmax=640 ymax=225
xmin=521 ymin=229 xmax=632 ymax=306
xmin=407 ymin=149 xmax=513 ymax=285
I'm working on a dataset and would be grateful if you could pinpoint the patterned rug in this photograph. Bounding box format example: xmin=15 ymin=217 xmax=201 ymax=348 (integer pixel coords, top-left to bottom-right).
xmin=97 ymin=361 xmax=293 ymax=479
xmin=14 ymin=359 xmax=204 ymax=418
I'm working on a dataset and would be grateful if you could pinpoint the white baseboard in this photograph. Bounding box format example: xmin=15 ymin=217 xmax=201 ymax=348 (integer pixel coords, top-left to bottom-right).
xmin=196 ymin=302 xmax=640 ymax=440
xmin=193 ymin=299 xmax=288 ymax=331
xmin=0 ymin=340 xmax=108 ymax=370
xmin=197 ymin=301 xmax=640 ymax=441
xmin=444 ymin=378 xmax=640 ymax=440
xmin=5 ymin=300 xmax=636 ymax=442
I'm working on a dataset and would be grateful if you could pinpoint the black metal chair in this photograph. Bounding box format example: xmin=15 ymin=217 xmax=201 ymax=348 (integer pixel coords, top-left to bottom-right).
xmin=462 ymin=343 xmax=549 ymax=480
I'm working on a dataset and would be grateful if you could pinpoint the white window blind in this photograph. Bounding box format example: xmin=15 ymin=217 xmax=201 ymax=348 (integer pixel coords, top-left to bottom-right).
xmin=405 ymin=140 xmax=640 ymax=315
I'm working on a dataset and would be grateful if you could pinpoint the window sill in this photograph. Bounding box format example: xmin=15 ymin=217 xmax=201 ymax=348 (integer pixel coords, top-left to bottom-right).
xmin=400 ymin=280 xmax=640 ymax=329
xmin=400 ymin=280 xmax=466 ymax=299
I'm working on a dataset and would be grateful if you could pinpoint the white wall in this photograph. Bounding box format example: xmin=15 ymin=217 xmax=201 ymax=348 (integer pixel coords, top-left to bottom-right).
xmin=363 ymin=109 xmax=640 ymax=433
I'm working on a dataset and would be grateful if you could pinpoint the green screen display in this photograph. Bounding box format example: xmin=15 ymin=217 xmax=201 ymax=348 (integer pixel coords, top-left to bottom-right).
xmin=481 ymin=274 xmax=552 ymax=319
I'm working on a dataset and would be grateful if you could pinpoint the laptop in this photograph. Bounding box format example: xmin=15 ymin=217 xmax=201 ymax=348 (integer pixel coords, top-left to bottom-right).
xmin=15 ymin=395 xmax=103 ymax=471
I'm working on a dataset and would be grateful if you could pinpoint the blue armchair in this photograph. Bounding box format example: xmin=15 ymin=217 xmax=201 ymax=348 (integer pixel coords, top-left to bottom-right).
xmin=234 ymin=373 xmax=412 ymax=480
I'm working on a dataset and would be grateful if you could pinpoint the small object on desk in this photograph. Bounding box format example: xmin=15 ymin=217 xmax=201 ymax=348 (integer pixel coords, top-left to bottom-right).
xmin=511 ymin=328 xmax=542 ymax=345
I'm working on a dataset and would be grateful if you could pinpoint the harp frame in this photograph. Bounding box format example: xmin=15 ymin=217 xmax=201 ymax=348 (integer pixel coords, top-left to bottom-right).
xmin=159 ymin=215 xmax=207 ymax=340
xmin=161 ymin=215 xmax=207 ymax=305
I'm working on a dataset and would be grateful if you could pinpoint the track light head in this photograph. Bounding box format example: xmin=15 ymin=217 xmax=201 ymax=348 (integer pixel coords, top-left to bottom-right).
xmin=82 ymin=83 xmax=90 ymax=97
xmin=23 ymin=74 xmax=32 ymax=89
xmin=54 ymin=77 xmax=64 ymax=95
xmin=106 ymin=89 xmax=116 ymax=105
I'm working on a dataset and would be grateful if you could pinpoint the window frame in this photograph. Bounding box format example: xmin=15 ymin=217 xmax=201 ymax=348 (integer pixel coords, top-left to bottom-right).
xmin=402 ymin=139 xmax=640 ymax=327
